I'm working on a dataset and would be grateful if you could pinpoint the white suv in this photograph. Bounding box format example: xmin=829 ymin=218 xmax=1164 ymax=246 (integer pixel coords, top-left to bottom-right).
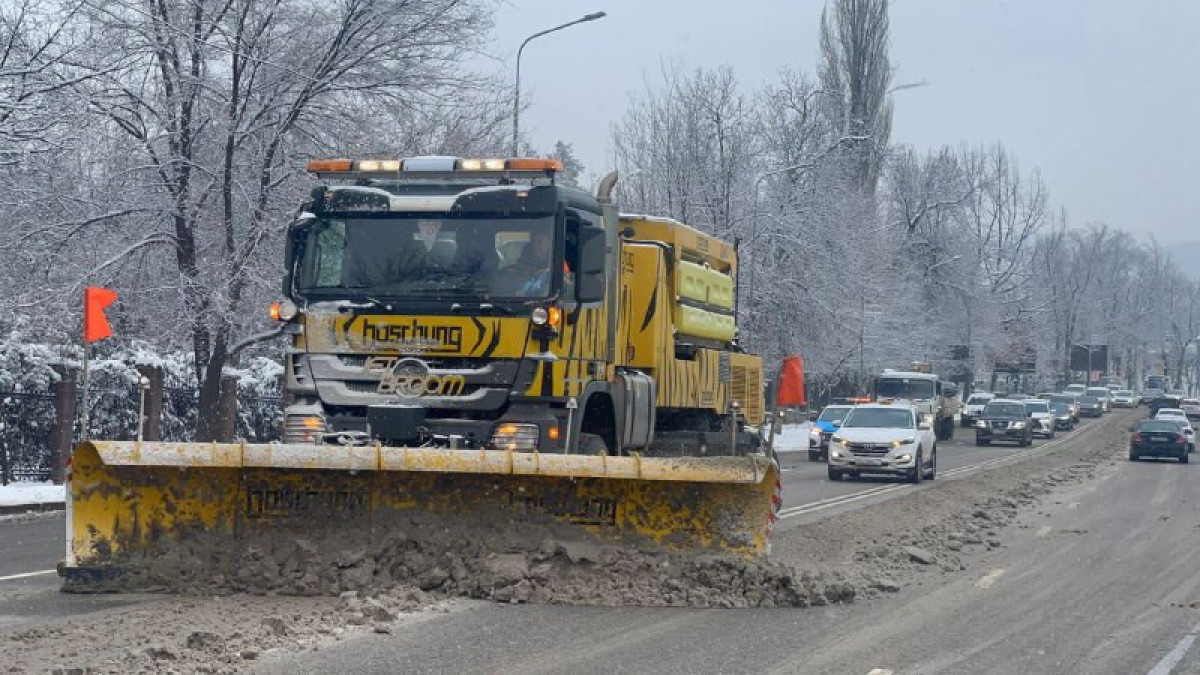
xmin=961 ymin=392 xmax=994 ymax=428
xmin=827 ymin=404 xmax=937 ymax=483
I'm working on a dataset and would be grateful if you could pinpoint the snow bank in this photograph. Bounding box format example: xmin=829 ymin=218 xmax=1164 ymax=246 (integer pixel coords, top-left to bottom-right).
xmin=774 ymin=423 xmax=814 ymax=453
xmin=0 ymin=481 xmax=64 ymax=506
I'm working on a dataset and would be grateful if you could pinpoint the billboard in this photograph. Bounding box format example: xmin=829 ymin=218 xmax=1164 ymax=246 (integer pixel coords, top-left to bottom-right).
xmin=1069 ymin=344 xmax=1109 ymax=372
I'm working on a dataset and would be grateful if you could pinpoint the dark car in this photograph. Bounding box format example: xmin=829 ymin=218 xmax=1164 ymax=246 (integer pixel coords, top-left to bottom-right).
xmin=974 ymin=399 xmax=1033 ymax=446
xmin=1149 ymin=395 xmax=1184 ymax=418
xmin=1049 ymin=401 xmax=1075 ymax=430
xmin=1129 ymin=419 xmax=1190 ymax=463
xmin=1049 ymin=393 xmax=1080 ymax=422
xmin=1077 ymin=395 xmax=1103 ymax=418
xmin=1140 ymin=388 xmax=1163 ymax=405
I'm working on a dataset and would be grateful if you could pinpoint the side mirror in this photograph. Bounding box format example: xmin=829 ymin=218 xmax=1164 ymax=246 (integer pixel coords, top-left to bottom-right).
xmin=807 ymin=411 xmax=819 ymax=422
xmin=575 ymin=227 xmax=606 ymax=303
xmin=918 ymin=422 xmax=932 ymax=430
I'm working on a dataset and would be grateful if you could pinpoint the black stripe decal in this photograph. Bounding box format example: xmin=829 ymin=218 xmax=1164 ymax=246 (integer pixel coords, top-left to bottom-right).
xmin=468 ymin=317 xmax=486 ymax=355
xmin=640 ymin=284 xmax=658 ymax=332
xmin=481 ymin=320 xmax=502 ymax=359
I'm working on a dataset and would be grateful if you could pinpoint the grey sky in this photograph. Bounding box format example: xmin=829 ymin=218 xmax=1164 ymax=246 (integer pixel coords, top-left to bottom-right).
xmin=482 ymin=1 xmax=1200 ymax=245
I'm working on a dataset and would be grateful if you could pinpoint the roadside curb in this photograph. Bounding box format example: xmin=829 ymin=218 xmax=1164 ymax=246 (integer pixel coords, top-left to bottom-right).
xmin=0 ymin=501 xmax=65 ymax=516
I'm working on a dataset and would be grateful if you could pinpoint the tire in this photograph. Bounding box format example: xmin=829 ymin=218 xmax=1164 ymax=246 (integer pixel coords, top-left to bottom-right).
xmin=908 ymin=450 xmax=924 ymax=484
xmin=827 ymin=467 xmax=842 ymax=481
xmin=808 ymin=450 xmax=822 ymax=462
xmin=577 ymin=433 xmax=609 ymax=456
xmin=925 ymin=446 xmax=937 ymax=480
xmin=976 ymin=438 xmax=990 ymax=447
xmin=1129 ymin=452 xmax=1139 ymax=462
xmin=1182 ymin=453 xmax=1190 ymax=465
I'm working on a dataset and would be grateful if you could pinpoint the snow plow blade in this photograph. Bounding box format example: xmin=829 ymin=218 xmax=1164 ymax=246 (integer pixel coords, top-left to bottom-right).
xmin=64 ymin=441 xmax=780 ymax=587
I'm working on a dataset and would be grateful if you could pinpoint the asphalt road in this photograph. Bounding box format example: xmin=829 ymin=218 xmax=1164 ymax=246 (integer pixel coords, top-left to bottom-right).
xmin=8 ymin=408 xmax=1195 ymax=675
xmin=252 ymin=408 xmax=1200 ymax=675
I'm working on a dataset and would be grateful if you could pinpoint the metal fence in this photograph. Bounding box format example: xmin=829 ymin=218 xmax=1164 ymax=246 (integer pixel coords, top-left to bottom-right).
xmin=0 ymin=391 xmax=56 ymax=484
xmin=0 ymin=385 xmax=284 ymax=483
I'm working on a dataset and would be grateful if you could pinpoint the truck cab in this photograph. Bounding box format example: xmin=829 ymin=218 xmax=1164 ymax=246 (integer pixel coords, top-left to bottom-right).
xmin=275 ymin=157 xmax=763 ymax=457
xmin=872 ymin=369 xmax=957 ymax=441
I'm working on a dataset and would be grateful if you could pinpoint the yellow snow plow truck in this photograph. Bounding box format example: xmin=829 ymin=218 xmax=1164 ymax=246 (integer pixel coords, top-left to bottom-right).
xmin=64 ymin=157 xmax=780 ymax=588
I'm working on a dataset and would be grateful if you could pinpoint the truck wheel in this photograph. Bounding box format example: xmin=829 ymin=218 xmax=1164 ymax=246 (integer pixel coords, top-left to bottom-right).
xmin=925 ymin=447 xmax=937 ymax=480
xmin=808 ymin=449 xmax=821 ymax=462
xmin=578 ymin=433 xmax=609 ymax=456
xmin=1182 ymin=453 xmax=1190 ymax=465
xmin=1129 ymin=452 xmax=1139 ymax=461
xmin=827 ymin=467 xmax=842 ymax=481
xmin=976 ymin=438 xmax=990 ymax=447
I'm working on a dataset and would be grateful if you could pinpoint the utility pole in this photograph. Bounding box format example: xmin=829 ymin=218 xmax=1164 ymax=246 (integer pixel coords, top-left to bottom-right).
xmin=859 ymin=295 xmax=865 ymax=392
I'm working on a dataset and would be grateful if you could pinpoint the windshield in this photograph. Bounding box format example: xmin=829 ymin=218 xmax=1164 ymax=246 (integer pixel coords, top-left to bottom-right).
xmin=842 ymin=408 xmax=915 ymax=428
xmin=1050 ymin=402 xmax=1071 ymax=414
xmin=967 ymin=395 xmax=991 ymax=404
xmin=983 ymin=402 xmax=1027 ymax=417
xmin=1065 ymin=385 xmax=1086 ymax=393
xmin=1085 ymin=388 xmax=1109 ymax=397
xmin=295 ymin=214 xmax=562 ymax=300
xmin=1025 ymin=401 xmax=1049 ymax=413
xmin=875 ymin=378 xmax=935 ymax=400
xmin=818 ymin=407 xmax=851 ymax=423
xmin=1078 ymin=396 xmax=1098 ymax=404
xmin=1115 ymin=390 xmax=1133 ymax=397
xmin=1049 ymin=395 xmax=1074 ymax=404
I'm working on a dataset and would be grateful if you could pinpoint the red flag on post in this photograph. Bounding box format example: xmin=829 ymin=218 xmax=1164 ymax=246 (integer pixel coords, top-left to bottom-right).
xmin=84 ymin=286 xmax=118 ymax=343
xmin=776 ymin=355 xmax=806 ymax=407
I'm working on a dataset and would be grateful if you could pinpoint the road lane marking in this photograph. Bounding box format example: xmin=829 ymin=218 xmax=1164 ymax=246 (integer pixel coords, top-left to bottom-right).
xmin=778 ymin=484 xmax=899 ymax=515
xmin=1147 ymin=620 xmax=1200 ymax=675
xmin=867 ymin=669 xmax=894 ymax=675
xmin=0 ymin=569 xmax=56 ymax=582
xmin=1036 ymin=526 xmax=1053 ymax=538
xmin=975 ymin=568 xmax=1006 ymax=589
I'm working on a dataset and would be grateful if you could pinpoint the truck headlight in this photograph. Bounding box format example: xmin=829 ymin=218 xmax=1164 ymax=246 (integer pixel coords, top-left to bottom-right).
xmin=975 ymin=420 xmax=988 ymax=428
xmin=489 ymin=422 xmax=540 ymax=450
xmin=1010 ymin=422 xmax=1025 ymax=429
xmin=831 ymin=435 xmax=846 ymax=445
xmin=892 ymin=437 xmax=916 ymax=448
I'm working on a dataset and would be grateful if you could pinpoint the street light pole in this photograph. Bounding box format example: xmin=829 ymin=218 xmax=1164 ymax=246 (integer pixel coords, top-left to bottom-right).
xmin=511 ymin=12 xmax=606 ymax=156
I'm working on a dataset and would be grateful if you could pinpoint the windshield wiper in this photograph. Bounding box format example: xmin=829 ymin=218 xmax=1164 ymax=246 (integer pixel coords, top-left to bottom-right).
xmin=365 ymin=296 xmax=395 ymax=312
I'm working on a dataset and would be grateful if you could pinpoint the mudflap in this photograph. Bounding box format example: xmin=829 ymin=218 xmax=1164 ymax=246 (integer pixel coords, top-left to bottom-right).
xmin=64 ymin=441 xmax=780 ymax=589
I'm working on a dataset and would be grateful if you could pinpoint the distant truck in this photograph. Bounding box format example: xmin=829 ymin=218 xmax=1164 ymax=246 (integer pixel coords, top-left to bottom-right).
xmin=872 ymin=365 xmax=959 ymax=441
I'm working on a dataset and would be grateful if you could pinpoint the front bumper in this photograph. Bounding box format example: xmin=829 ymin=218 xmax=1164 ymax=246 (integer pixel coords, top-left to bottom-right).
xmin=828 ymin=446 xmax=918 ymax=474
xmin=1053 ymin=417 xmax=1073 ymax=429
xmin=975 ymin=425 xmax=1028 ymax=443
xmin=1080 ymin=408 xmax=1102 ymax=417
